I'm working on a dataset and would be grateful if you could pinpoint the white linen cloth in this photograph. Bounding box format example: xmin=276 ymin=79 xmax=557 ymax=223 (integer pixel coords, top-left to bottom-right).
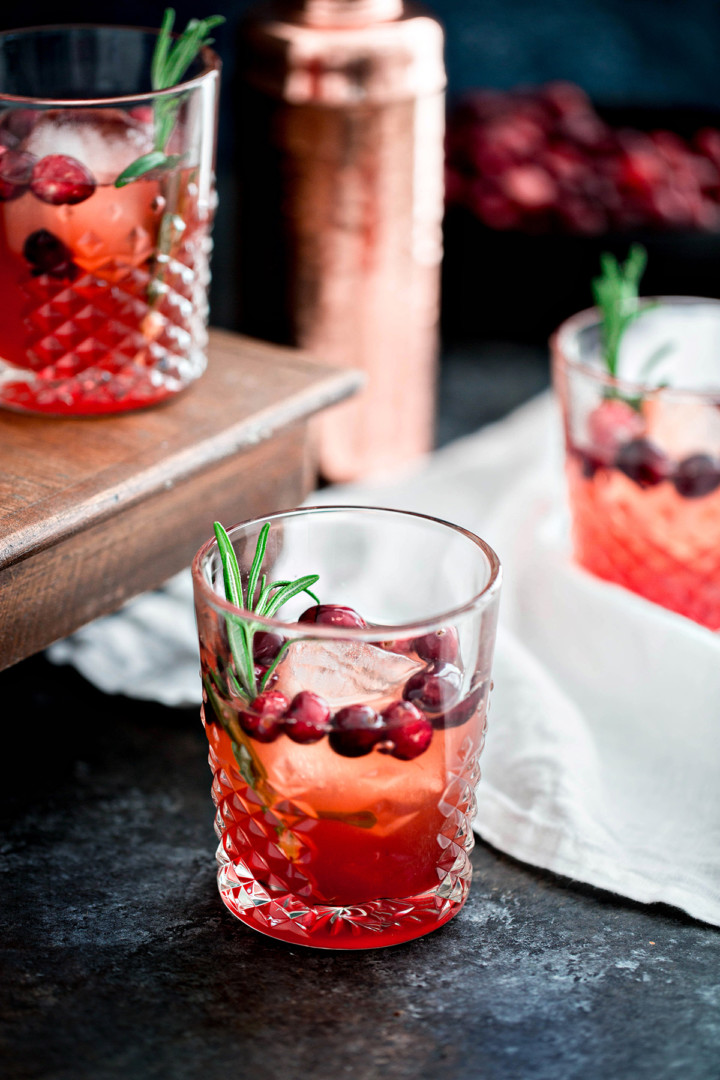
xmin=49 ymin=392 xmax=720 ymax=927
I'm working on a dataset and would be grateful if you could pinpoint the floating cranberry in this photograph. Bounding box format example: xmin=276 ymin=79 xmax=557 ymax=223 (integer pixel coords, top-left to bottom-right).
xmin=382 ymin=701 xmax=433 ymax=760
xmin=253 ymin=630 xmax=284 ymax=665
xmin=30 ymin=154 xmax=96 ymax=205
xmin=0 ymin=109 xmax=36 ymax=148
xmin=673 ymin=454 xmax=720 ymax=499
xmin=413 ymin=627 xmax=459 ymax=663
xmin=403 ymin=660 xmax=462 ymax=714
xmin=329 ymin=704 xmax=385 ymax=758
xmin=298 ymin=604 xmax=367 ymax=629
xmin=284 ymin=691 xmax=330 ymax=744
xmin=614 ymin=438 xmax=669 ymax=488
xmin=239 ymin=689 xmax=289 ymax=743
xmin=253 ymin=663 xmax=278 ymax=690
xmin=576 ymin=449 xmax=604 ymax=480
xmin=438 ymin=685 xmax=486 ymax=730
xmin=587 ymin=398 xmax=645 ymax=463
xmin=0 ymin=150 xmax=35 ymax=201
xmin=23 ymin=229 xmax=75 ymax=277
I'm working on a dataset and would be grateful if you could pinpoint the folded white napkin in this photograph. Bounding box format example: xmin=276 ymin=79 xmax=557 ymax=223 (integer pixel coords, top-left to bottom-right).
xmin=49 ymin=392 xmax=720 ymax=926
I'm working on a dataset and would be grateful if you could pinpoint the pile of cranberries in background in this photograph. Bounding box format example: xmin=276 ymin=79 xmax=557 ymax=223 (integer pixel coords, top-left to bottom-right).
xmin=210 ymin=604 xmax=481 ymax=762
xmin=445 ymin=81 xmax=720 ymax=237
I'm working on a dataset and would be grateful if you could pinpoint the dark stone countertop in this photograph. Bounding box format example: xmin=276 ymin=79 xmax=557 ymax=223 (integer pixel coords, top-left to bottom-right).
xmin=2 ymin=352 xmax=719 ymax=1080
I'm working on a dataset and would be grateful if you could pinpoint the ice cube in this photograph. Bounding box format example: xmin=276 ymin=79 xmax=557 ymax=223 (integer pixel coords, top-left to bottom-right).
xmin=23 ymin=109 xmax=153 ymax=186
xmin=273 ymin=638 xmax=424 ymax=710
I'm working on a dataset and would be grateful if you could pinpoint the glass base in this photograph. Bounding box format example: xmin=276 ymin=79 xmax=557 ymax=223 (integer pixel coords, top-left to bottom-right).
xmin=216 ymin=847 xmax=470 ymax=950
xmin=0 ymin=350 xmax=206 ymax=416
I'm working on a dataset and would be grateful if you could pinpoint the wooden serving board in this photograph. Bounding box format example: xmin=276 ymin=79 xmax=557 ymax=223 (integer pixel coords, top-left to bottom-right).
xmin=0 ymin=329 xmax=361 ymax=671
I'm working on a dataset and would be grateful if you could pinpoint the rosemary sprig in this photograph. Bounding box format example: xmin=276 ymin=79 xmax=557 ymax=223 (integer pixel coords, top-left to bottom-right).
xmin=213 ymin=521 xmax=320 ymax=702
xmin=591 ymin=244 xmax=650 ymax=380
xmin=115 ymin=8 xmax=224 ymax=187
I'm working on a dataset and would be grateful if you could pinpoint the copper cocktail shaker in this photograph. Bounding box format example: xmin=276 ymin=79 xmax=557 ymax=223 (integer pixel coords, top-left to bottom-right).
xmin=235 ymin=0 xmax=446 ymax=482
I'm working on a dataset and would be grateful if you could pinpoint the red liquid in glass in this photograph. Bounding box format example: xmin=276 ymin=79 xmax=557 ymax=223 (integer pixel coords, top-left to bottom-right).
xmin=0 ymin=169 xmax=209 ymax=414
xmin=566 ymin=452 xmax=720 ymax=630
xmin=202 ymin=646 xmax=486 ymax=950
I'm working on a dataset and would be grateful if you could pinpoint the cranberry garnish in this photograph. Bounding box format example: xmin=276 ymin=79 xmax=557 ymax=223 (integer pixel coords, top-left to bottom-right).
xmin=298 ymin=604 xmax=367 ymax=629
xmin=437 ymin=685 xmax=486 ymax=730
xmin=238 ymin=690 xmax=289 ymax=743
xmin=672 ymin=454 xmax=720 ymax=499
xmin=587 ymin=398 xmax=645 ymax=463
xmin=329 ymin=704 xmax=385 ymax=758
xmin=253 ymin=663 xmax=278 ymax=690
xmin=23 ymin=229 xmax=76 ymax=278
xmin=614 ymin=438 xmax=669 ymax=488
xmin=0 ymin=150 xmax=35 ymax=201
xmin=577 ymin=450 xmax=605 ymax=479
xmin=253 ymin=630 xmax=284 ymax=665
xmin=382 ymin=701 xmax=433 ymax=760
xmin=30 ymin=154 xmax=96 ymax=206
xmin=284 ymin=691 xmax=331 ymax=744
xmin=403 ymin=660 xmax=462 ymax=714
xmin=0 ymin=109 xmax=36 ymax=149
xmin=413 ymin=627 xmax=459 ymax=663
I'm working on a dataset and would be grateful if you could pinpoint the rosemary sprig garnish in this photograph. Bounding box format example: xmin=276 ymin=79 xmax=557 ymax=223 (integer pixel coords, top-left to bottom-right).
xmin=115 ymin=8 xmax=224 ymax=187
xmin=213 ymin=521 xmax=320 ymax=702
xmin=591 ymin=244 xmax=650 ymax=380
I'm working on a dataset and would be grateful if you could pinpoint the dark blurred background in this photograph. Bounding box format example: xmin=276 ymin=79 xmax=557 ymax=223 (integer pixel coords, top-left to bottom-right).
xmin=4 ymin=0 xmax=720 ymax=440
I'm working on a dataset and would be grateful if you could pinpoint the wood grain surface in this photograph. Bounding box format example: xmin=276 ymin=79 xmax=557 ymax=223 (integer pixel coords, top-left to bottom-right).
xmin=0 ymin=330 xmax=362 ymax=670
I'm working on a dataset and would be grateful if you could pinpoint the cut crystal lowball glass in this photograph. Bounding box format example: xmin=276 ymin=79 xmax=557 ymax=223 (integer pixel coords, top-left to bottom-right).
xmin=192 ymin=506 xmax=501 ymax=949
xmin=0 ymin=26 xmax=219 ymax=415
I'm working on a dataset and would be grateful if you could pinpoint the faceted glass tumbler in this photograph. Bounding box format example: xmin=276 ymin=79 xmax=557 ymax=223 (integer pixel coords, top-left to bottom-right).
xmin=552 ymin=298 xmax=720 ymax=630
xmin=192 ymin=505 xmax=501 ymax=949
xmin=0 ymin=26 xmax=220 ymax=415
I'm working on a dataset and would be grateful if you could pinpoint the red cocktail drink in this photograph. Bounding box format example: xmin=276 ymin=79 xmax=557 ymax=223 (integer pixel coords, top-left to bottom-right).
xmin=0 ymin=26 xmax=219 ymax=415
xmin=193 ymin=507 xmax=501 ymax=949
xmin=553 ymin=298 xmax=720 ymax=630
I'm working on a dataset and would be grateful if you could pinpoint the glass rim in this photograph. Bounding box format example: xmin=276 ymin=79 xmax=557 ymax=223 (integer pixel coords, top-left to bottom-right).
xmin=0 ymin=24 xmax=221 ymax=107
xmin=552 ymin=295 xmax=720 ymax=404
xmin=192 ymin=504 xmax=503 ymax=639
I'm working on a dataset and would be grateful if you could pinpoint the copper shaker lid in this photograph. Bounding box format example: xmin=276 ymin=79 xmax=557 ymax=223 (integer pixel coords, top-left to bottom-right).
xmin=243 ymin=2 xmax=446 ymax=106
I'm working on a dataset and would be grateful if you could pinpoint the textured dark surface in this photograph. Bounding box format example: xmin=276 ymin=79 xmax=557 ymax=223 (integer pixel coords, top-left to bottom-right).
xmin=2 ymin=646 xmax=719 ymax=1080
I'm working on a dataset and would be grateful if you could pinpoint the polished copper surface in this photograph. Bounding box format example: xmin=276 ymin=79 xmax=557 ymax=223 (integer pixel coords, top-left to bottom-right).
xmin=237 ymin=0 xmax=445 ymax=481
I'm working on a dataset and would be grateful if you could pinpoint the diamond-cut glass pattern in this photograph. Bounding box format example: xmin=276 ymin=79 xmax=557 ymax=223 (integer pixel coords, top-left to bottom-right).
xmin=0 ymin=171 xmax=212 ymax=415
xmin=205 ymin=704 xmax=486 ymax=950
xmin=568 ymin=458 xmax=720 ymax=629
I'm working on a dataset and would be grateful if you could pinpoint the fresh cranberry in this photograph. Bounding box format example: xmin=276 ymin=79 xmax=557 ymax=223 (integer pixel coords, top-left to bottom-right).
xmin=500 ymin=164 xmax=557 ymax=209
xmin=30 ymin=154 xmax=96 ymax=205
xmin=382 ymin=701 xmax=433 ymax=760
xmin=437 ymin=685 xmax=486 ymax=730
xmin=587 ymin=398 xmax=645 ymax=463
xmin=128 ymin=105 xmax=154 ymax=126
xmin=253 ymin=630 xmax=284 ymax=665
xmin=673 ymin=454 xmax=720 ymax=499
xmin=379 ymin=637 xmax=415 ymax=654
xmin=23 ymin=229 xmax=76 ymax=278
xmin=0 ymin=109 xmax=36 ymax=148
xmin=0 ymin=150 xmax=35 ymax=201
xmin=253 ymin=663 xmax=278 ymax=690
xmin=298 ymin=604 xmax=367 ymax=629
xmin=614 ymin=438 xmax=669 ymax=488
xmin=284 ymin=691 xmax=331 ymax=744
xmin=239 ymin=690 xmax=289 ymax=743
xmin=403 ymin=660 xmax=462 ymax=714
xmin=413 ymin=627 xmax=459 ymax=663
xmin=576 ymin=449 xmax=605 ymax=480
xmin=329 ymin=704 xmax=385 ymax=758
